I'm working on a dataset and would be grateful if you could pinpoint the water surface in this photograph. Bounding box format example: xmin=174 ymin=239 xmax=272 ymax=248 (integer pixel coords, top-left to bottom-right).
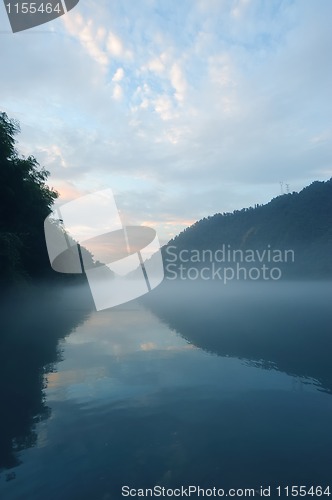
xmin=0 ymin=281 xmax=331 ymax=499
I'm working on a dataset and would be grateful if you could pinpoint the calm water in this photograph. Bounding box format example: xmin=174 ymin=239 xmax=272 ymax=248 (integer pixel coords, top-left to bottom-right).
xmin=0 ymin=281 xmax=332 ymax=499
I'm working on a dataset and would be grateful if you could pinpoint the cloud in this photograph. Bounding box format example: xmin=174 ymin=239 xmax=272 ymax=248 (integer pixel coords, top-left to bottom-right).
xmin=145 ymin=56 xmax=165 ymax=74
xmin=112 ymin=67 xmax=125 ymax=82
xmin=153 ymin=95 xmax=174 ymax=121
xmin=170 ymin=62 xmax=187 ymax=102
xmin=112 ymin=83 xmax=123 ymax=101
xmin=62 ymin=12 xmax=109 ymax=69
xmin=106 ymin=32 xmax=124 ymax=57
xmin=50 ymin=180 xmax=87 ymax=203
xmin=1 ymin=0 xmax=331 ymax=241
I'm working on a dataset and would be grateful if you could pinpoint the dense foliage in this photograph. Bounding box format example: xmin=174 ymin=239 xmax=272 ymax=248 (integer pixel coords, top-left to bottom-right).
xmin=0 ymin=112 xmax=58 ymax=284
xmin=164 ymin=179 xmax=332 ymax=278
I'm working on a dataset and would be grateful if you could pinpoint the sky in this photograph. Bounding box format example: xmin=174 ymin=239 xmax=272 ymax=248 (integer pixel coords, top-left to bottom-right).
xmin=1 ymin=0 xmax=331 ymax=243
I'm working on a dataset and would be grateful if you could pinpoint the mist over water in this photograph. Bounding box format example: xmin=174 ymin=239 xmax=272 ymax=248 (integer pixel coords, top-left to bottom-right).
xmin=0 ymin=280 xmax=331 ymax=498
xmin=144 ymin=280 xmax=332 ymax=392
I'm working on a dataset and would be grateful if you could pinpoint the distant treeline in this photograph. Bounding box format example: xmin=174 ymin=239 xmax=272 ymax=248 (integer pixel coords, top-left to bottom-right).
xmin=163 ymin=179 xmax=332 ymax=279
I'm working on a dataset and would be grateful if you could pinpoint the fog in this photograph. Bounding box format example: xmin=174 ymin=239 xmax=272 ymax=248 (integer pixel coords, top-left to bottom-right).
xmin=143 ymin=280 xmax=332 ymax=392
xmin=1 ymin=279 xmax=331 ymax=496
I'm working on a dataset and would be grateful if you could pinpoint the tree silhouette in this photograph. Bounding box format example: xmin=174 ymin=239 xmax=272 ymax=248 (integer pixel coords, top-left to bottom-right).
xmin=0 ymin=112 xmax=58 ymax=283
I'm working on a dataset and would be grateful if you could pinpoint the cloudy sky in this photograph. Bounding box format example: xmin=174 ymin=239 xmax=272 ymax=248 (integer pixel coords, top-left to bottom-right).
xmin=1 ymin=0 xmax=331 ymax=242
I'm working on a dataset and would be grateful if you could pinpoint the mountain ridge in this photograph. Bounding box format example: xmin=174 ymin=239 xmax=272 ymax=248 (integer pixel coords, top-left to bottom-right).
xmin=161 ymin=179 xmax=332 ymax=279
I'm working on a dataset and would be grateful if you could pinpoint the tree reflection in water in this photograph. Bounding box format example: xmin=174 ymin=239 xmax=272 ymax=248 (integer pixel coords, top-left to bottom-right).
xmin=144 ymin=280 xmax=332 ymax=393
xmin=0 ymin=284 xmax=93 ymax=478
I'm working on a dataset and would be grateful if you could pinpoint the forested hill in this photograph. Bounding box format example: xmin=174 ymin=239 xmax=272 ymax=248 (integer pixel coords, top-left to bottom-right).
xmin=163 ymin=179 xmax=332 ymax=279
